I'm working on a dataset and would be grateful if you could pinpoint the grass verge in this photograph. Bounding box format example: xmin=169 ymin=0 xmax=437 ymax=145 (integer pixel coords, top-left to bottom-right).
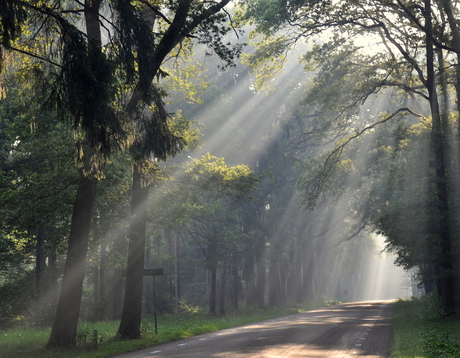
xmin=391 ymin=295 xmax=460 ymax=358
xmin=0 ymin=300 xmax=335 ymax=358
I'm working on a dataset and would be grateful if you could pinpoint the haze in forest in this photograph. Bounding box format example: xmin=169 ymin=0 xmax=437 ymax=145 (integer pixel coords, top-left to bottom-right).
xmin=7 ymin=1 xmax=459 ymax=349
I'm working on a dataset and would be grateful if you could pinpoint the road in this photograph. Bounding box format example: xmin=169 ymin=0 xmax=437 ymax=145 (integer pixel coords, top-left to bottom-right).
xmin=112 ymin=300 xmax=394 ymax=358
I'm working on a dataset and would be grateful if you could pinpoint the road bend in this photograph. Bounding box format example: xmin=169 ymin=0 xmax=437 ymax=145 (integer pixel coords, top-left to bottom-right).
xmin=112 ymin=300 xmax=394 ymax=358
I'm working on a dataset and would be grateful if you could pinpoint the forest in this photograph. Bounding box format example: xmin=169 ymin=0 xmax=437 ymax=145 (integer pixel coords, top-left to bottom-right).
xmin=1 ymin=0 xmax=459 ymax=351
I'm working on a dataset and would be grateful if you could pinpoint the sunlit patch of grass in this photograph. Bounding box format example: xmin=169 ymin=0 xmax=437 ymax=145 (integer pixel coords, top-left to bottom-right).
xmin=0 ymin=301 xmax=329 ymax=358
xmin=391 ymin=295 xmax=460 ymax=358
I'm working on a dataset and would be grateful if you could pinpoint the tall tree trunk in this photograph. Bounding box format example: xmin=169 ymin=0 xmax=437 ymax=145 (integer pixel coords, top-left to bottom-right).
xmin=174 ymin=232 xmax=181 ymax=311
xmin=303 ymin=244 xmax=315 ymax=300
xmin=255 ymin=249 xmax=265 ymax=309
xmin=93 ymin=265 xmax=99 ymax=321
xmin=219 ymin=255 xmax=228 ymax=317
xmin=145 ymin=238 xmax=152 ymax=314
xmin=293 ymin=240 xmax=305 ymax=303
xmin=209 ymin=266 xmax=217 ymax=315
xmin=48 ymin=250 xmax=58 ymax=301
xmin=117 ymin=164 xmax=149 ymax=339
xmin=112 ymin=268 xmax=123 ymax=320
xmin=231 ymin=253 xmax=239 ymax=312
xmin=440 ymin=0 xmax=460 ymax=313
xmin=244 ymin=250 xmax=256 ymax=306
xmin=425 ymin=0 xmax=455 ymax=314
xmin=441 ymin=0 xmax=460 ymax=125
xmin=279 ymin=264 xmax=286 ymax=304
xmin=167 ymin=229 xmax=175 ymax=299
xmin=99 ymin=241 xmax=107 ymax=319
xmin=268 ymin=248 xmax=280 ymax=307
xmin=47 ymin=0 xmax=103 ymax=346
xmin=47 ymin=149 xmax=97 ymax=348
xmin=35 ymin=227 xmax=46 ymax=303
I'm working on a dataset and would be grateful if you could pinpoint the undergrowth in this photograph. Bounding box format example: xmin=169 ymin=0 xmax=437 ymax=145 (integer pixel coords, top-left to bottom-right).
xmin=391 ymin=295 xmax=460 ymax=358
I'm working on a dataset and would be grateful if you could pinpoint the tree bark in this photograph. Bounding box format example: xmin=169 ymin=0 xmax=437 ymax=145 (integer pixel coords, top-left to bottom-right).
xmin=117 ymin=164 xmax=149 ymax=339
xmin=47 ymin=0 xmax=102 ymax=347
xmin=99 ymin=241 xmax=107 ymax=319
xmin=244 ymin=250 xmax=256 ymax=306
xmin=209 ymin=266 xmax=217 ymax=315
xmin=440 ymin=0 xmax=460 ymax=314
xmin=93 ymin=265 xmax=99 ymax=321
xmin=219 ymin=255 xmax=228 ymax=317
xmin=35 ymin=227 xmax=46 ymax=303
xmin=268 ymin=248 xmax=280 ymax=307
xmin=279 ymin=264 xmax=286 ymax=304
xmin=232 ymin=253 xmax=239 ymax=312
xmin=47 ymin=152 xmax=97 ymax=348
xmin=145 ymin=238 xmax=152 ymax=314
xmin=48 ymin=250 xmax=58 ymax=305
xmin=425 ymin=0 xmax=456 ymax=314
xmin=112 ymin=268 xmax=123 ymax=320
xmin=174 ymin=232 xmax=181 ymax=311
xmin=255 ymin=249 xmax=265 ymax=309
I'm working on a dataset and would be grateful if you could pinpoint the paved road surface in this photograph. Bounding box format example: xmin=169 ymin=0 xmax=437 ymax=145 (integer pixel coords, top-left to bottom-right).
xmin=112 ymin=300 xmax=394 ymax=358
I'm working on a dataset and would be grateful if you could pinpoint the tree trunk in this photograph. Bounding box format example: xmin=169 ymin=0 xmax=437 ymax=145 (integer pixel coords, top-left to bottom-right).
xmin=93 ymin=265 xmax=99 ymax=321
xmin=219 ymin=255 xmax=228 ymax=317
xmin=232 ymin=253 xmax=239 ymax=312
xmin=112 ymin=268 xmax=123 ymax=320
xmin=47 ymin=154 xmax=97 ymax=348
xmin=35 ymin=227 xmax=46 ymax=302
xmin=303 ymin=246 xmax=315 ymax=300
xmin=279 ymin=264 xmax=286 ymax=304
xmin=255 ymin=249 xmax=265 ymax=309
xmin=293 ymin=240 xmax=305 ymax=303
xmin=209 ymin=266 xmax=217 ymax=315
xmin=425 ymin=0 xmax=455 ymax=314
xmin=268 ymin=249 xmax=280 ymax=307
xmin=174 ymin=232 xmax=181 ymax=311
xmin=440 ymin=0 xmax=460 ymax=314
xmin=48 ymin=250 xmax=58 ymax=303
xmin=99 ymin=241 xmax=107 ymax=319
xmin=244 ymin=250 xmax=256 ymax=306
xmin=167 ymin=229 xmax=175 ymax=299
xmin=47 ymin=0 xmax=103 ymax=346
xmin=145 ymin=238 xmax=153 ymax=314
xmin=117 ymin=164 xmax=149 ymax=339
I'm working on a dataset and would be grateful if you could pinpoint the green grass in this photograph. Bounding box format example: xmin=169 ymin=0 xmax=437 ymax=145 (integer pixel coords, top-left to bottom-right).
xmin=391 ymin=295 xmax=460 ymax=358
xmin=0 ymin=300 xmax=333 ymax=358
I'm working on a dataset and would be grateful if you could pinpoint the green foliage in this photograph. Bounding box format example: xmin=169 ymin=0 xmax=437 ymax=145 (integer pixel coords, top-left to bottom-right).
xmin=0 ymin=75 xmax=77 ymax=270
xmin=392 ymin=296 xmax=460 ymax=358
xmin=185 ymin=153 xmax=258 ymax=199
xmin=0 ymin=270 xmax=34 ymax=330
xmin=241 ymin=35 xmax=290 ymax=91
xmin=0 ymin=0 xmax=27 ymax=71
xmin=373 ymin=120 xmax=441 ymax=271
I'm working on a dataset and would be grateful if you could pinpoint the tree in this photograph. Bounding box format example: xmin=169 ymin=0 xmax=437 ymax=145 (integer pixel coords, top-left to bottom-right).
xmin=0 ymin=69 xmax=77 ymax=325
xmin=117 ymin=0 xmax=244 ymax=339
xmin=240 ymin=0 xmax=460 ymax=314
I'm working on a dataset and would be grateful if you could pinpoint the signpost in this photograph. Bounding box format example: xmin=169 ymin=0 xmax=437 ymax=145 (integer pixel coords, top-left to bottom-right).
xmin=115 ymin=268 xmax=164 ymax=334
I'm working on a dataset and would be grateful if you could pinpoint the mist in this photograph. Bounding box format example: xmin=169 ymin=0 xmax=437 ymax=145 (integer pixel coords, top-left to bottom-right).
xmin=158 ymin=39 xmax=413 ymax=306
